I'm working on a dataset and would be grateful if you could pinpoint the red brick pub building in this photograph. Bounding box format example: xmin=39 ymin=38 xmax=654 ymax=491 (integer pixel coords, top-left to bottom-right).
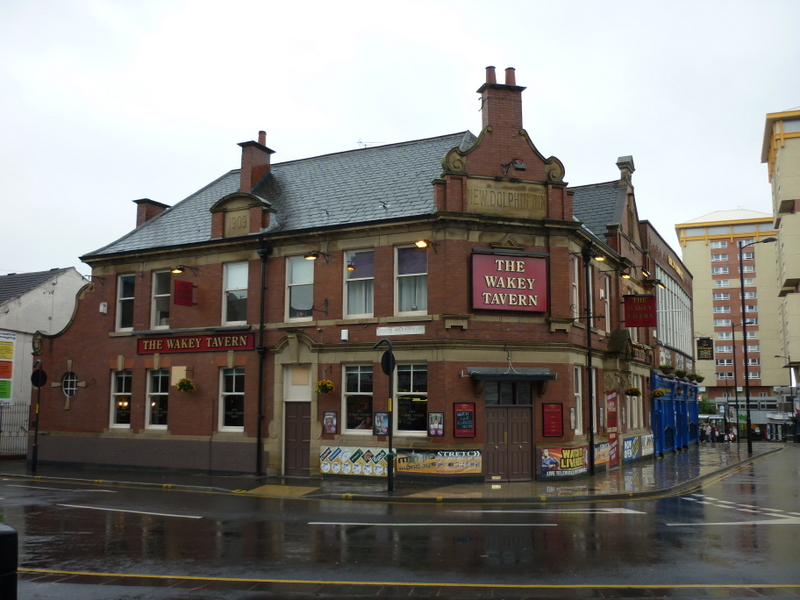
xmin=32 ymin=67 xmax=695 ymax=481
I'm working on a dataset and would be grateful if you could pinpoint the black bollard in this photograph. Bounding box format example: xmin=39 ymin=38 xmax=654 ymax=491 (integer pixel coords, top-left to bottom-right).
xmin=0 ymin=523 xmax=18 ymax=600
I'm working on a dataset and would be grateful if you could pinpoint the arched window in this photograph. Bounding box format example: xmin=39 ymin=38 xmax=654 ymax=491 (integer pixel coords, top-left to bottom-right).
xmin=62 ymin=372 xmax=78 ymax=397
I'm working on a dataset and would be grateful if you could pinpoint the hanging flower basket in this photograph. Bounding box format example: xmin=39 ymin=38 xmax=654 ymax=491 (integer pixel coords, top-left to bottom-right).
xmin=659 ymin=364 xmax=675 ymax=375
xmin=695 ymin=375 xmax=705 ymax=383
xmin=675 ymin=369 xmax=687 ymax=378
xmin=625 ymin=386 xmax=641 ymax=397
xmin=176 ymin=378 xmax=196 ymax=393
xmin=652 ymin=388 xmax=666 ymax=398
xmin=686 ymin=373 xmax=698 ymax=381
xmin=316 ymin=379 xmax=335 ymax=395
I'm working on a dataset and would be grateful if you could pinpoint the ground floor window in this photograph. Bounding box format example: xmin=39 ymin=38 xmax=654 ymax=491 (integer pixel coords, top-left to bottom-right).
xmin=147 ymin=369 xmax=169 ymax=428
xmin=397 ymin=364 xmax=427 ymax=433
xmin=110 ymin=370 xmax=132 ymax=427
xmin=220 ymin=367 xmax=245 ymax=430
xmin=344 ymin=365 xmax=373 ymax=431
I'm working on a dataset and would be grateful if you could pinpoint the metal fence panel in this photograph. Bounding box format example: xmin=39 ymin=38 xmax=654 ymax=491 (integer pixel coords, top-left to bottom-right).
xmin=0 ymin=403 xmax=30 ymax=457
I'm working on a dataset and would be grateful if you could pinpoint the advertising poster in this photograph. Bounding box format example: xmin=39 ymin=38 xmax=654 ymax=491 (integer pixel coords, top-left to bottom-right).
xmin=622 ymin=436 xmax=641 ymax=461
xmin=396 ymin=449 xmax=482 ymax=475
xmin=540 ymin=446 xmax=587 ymax=478
xmin=594 ymin=442 xmax=610 ymax=465
xmin=319 ymin=446 xmax=389 ymax=477
xmin=606 ymin=390 xmax=619 ymax=467
xmin=0 ymin=330 xmax=15 ymax=400
xmin=642 ymin=434 xmax=654 ymax=456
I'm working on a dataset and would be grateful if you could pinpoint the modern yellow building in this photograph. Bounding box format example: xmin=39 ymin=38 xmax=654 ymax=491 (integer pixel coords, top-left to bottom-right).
xmin=676 ymin=210 xmax=783 ymax=439
xmin=762 ymin=107 xmax=800 ymax=438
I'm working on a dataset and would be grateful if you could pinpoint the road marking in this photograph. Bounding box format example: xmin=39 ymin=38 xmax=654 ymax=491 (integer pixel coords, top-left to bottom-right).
xmin=17 ymin=568 xmax=800 ymax=591
xmin=8 ymin=484 xmax=116 ymax=493
xmin=668 ymin=515 xmax=800 ymax=526
xmin=309 ymin=521 xmax=556 ymax=527
xmin=57 ymin=504 xmax=201 ymax=519
xmin=452 ymin=508 xmax=646 ymax=515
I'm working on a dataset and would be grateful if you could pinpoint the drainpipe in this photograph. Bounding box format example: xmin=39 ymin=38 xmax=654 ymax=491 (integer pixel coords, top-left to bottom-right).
xmin=256 ymin=238 xmax=272 ymax=476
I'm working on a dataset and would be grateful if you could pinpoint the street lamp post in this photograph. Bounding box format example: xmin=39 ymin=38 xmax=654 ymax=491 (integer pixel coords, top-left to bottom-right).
xmin=739 ymin=236 xmax=777 ymax=455
xmin=581 ymin=245 xmax=596 ymax=476
xmin=730 ymin=321 xmax=742 ymax=446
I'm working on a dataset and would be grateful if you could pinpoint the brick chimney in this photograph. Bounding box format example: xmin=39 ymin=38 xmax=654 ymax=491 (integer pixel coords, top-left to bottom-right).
xmin=133 ymin=198 xmax=170 ymax=227
xmin=477 ymin=66 xmax=526 ymax=132
xmin=238 ymin=130 xmax=274 ymax=193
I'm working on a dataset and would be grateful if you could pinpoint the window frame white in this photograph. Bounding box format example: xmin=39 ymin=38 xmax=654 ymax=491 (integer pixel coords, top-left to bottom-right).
xmin=712 ymin=267 xmax=729 ymax=275
xmin=116 ymin=273 xmax=136 ymax=331
xmin=395 ymin=363 xmax=427 ymax=435
xmin=219 ymin=367 xmax=245 ymax=431
xmin=110 ymin=370 xmax=132 ymax=428
xmin=286 ymin=256 xmax=314 ymax=322
xmin=395 ymin=246 xmax=428 ymax=316
xmin=343 ymin=364 xmax=374 ymax=433
xmin=573 ymin=366 xmax=583 ymax=435
xmin=223 ymin=262 xmax=248 ymax=325
xmin=145 ymin=369 xmax=169 ymax=429
xmin=151 ymin=270 xmax=171 ymax=329
xmin=344 ymin=250 xmax=375 ymax=318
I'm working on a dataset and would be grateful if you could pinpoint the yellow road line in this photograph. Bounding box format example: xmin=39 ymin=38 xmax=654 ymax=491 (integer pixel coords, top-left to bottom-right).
xmin=18 ymin=568 xmax=800 ymax=589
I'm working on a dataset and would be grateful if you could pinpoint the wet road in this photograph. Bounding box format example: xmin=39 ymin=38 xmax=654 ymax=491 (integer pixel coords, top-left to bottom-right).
xmin=4 ymin=446 xmax=800 ymax=599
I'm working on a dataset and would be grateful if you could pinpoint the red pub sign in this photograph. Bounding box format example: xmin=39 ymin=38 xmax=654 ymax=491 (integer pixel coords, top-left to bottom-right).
xmin=623 ymin=294 xmax=657 ymax=327
xmin=138 ymin=332 xmax=255 ymax=354
xmin=471 ymin=254 xmax=548 ymax=312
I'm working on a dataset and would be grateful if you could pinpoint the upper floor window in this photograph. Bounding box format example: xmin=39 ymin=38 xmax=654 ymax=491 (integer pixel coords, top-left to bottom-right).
xmin=740 ymin=265 xmax=755 ymax=274
xmin=396 ymin=246 xmax=427 ymax=314
xmin=152 ymin=271 xmax=171 ymax=329
xmin=746 ymin=344 xmax=760 ymax=353
xmin=713 ymin=306 xmax=730 ymax=313
xmin=710 ymin=241 xmax=728 ymax=249
xmin=287 ymin=257 xmax=314 ymax=320
xmin=712 ymin=293 xmax=730 ymax=300
xmin=714 ymin=319 xmax=732 ymax=327
xmin=345 ymin=250 xmax=374 ymax=317
xmin=344 ymin=365 xmax=374 ymax=431
xmin=717 ymin=332 xmax=732 ymax=340
xmin=116 ymin=274 xmax=136 ymax=331
xmin=396 ymin=364 xmax=428 ymax=434
xmin=711 ymin=254 xmax=728 ymax=262
xmin=743 ymin=278 xmax=755 ymax=286
xmin=571 ymin=257 xmax=580 ymax=319
xmin=715 ymin=280 xmax=730 ymax=288
xmin=741 ymin=291 xmax=757 ymax=299
xmin=110 ymin=370 xmax=132 ymax=427
xmin=62 ymin=372 xmax=78 ymax=398
xmin=223 ymin=263 xmax=248 ymax=324
xmin=716 ymin=345 xmax=732 ymax=353
xmin=741 ymin=252 xmax=755 ymax=260
xmin=712 ymin=267 xmax=729 ymax=275
xmin=716 ymin=359 xmax=733 ymax=366
xmin=745 ymin=304 xmax=758 ymax=313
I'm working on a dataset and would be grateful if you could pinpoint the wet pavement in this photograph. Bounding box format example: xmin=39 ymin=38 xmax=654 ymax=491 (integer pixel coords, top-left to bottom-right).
xmin=0 ymin=441 xmax=784 ymax=503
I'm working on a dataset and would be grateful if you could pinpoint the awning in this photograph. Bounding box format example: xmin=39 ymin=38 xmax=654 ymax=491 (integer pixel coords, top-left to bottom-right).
xmin=466 ymin=367 xmax=556 ymax=382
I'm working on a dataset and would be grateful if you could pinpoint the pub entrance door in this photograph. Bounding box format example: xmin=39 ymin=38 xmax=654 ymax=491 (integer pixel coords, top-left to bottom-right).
xmin=483 ymin=381 xmax=534 ymax=482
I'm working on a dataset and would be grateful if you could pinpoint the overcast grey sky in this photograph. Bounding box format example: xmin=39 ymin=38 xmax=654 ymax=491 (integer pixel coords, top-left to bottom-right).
xmin=2 ymin=0 xmax=798 ymax=277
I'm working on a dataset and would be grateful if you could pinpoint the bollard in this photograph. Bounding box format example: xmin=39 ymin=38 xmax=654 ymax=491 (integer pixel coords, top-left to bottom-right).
xmin=0 ymin=523 xmax=18 ymax=600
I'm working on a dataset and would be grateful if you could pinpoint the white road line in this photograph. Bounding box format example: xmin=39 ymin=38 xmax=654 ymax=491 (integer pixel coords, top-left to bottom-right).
xmin=8 ymin=484 xmax=116 ymax=493
xmin=57 ymin=504 xmax=201 ymax=519
xmin=451 ymin=508 xmax=646 ymax=515
xmin=668 ymin=516 xmax=800 ymax=526
xmin=309 ymin=522 xmax=557 ymax=527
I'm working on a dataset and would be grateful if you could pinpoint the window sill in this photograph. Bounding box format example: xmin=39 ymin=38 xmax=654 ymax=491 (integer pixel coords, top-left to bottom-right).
xmin=386 ymin=315 xmax=433 ymax=323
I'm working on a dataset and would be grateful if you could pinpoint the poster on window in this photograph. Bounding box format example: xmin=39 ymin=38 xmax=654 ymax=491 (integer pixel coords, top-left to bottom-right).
xmin=319 ymin=446 xmax=390 ymax=477
xmin=373 ymin=412 xmax=389 ymax=436
xmin=428 ymin=412 xmax=444 ymax=436
xmin=540 ymin=446 xmax=587 ymax=478
xmin=323 ymin=411 xmax=337 ymax=434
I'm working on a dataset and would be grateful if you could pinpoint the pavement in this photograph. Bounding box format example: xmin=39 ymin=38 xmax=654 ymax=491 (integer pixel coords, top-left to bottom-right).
xmin=0 ymin=441 xmax=786 ymax=504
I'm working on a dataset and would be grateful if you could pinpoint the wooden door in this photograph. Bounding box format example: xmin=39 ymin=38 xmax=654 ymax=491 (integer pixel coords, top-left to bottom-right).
xmin=485 ymin=407 xmax=508 ymax=481
xmin=484 ymin=405 xmax=533 ymax=482
xmin=284 ymin=402 xmax=311 ymax=477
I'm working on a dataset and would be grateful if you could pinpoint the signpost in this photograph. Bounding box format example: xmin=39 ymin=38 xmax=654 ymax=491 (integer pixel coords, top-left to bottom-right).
xmin=373 ymin=338 xmax=395 ymax=492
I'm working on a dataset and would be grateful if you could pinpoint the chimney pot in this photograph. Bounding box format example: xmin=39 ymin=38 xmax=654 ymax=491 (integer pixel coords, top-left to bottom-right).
xmin=258 ymin=130 xmax=266 ymax=146
xmin=485 ymin=66 xmax=496 ymax=84
xmin=505 ymin=67 xmax=516 ymax=86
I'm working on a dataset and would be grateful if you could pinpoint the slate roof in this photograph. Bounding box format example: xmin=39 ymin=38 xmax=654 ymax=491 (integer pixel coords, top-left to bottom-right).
xmin=570 ymin=180 xmax=625 ymax=239
xmin=0 ymin=268 xmax=75 ymax=306
xmin=84 ymin=132 xmax=477 ymax=259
